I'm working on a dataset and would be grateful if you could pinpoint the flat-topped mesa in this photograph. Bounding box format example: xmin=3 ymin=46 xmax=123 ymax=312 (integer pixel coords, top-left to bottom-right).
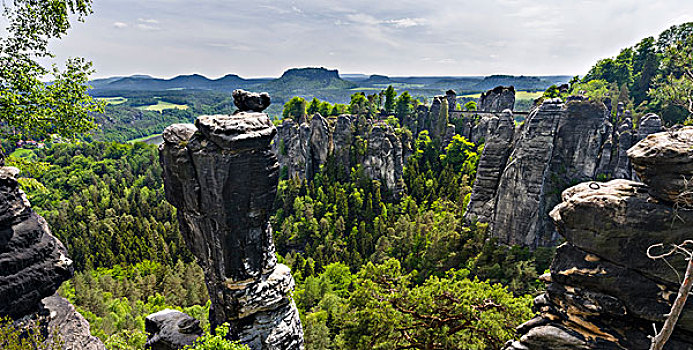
xmin=507 ymin=127 xmax=693 ymax=350
xmin=159 ymin=112 xmax=304 ymax=350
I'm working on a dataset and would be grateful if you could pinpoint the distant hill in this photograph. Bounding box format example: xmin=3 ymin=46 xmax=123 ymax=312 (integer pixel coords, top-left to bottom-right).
xmin=262 ymin=67 xmax=357 ymax=92
xmin=88 ymin=68 xmax=571 ymax=106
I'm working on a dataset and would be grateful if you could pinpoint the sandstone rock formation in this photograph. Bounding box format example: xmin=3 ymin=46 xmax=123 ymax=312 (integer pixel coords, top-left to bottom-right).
xmin=273 ymin=114 xmax=407 ymax=194
xmin=42 ymin=295 xmax=106 ymax=350
xmin=145 ymin=309 xmax=203 ymax=350
xmin=233 ymin=89 xmax=271 ymax=113
xmin=465 ymin=97 xmax=665 ymax=247
xmin=0 ymin=165 xmax=104 ymax=349
xmin=464 ymin=111 xmax=515 ymax=221
xmin=478 ymin=86 xmax=516 ymax=112
xmin=0 ymin=166 xmax=73 ymax=318
xmin=507 ymin=127 xmax=693 ymax=350
xmin=160 ymin=112 xmax=304 ymax=350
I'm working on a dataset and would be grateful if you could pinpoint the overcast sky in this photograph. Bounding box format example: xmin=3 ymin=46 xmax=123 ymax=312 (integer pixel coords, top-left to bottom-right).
xmin=43 ymin=0 xmax=693 ymax=79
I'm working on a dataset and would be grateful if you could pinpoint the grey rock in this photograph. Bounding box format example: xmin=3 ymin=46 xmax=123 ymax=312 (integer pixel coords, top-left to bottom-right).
xmin=509 ymin=129 xmax=693 ymax=348
xmin=332 ymin=115 xmax=353 ymax=178
xmin=489 ymin=99 xmax=611 ymax=247
xmin=637 ymin=113 xmax=664 ymax=141
xmin=478 ymin=86 xmax=516 ymax=112
xmin=233 ymin=89 xmax=271 ymax=113
xmin=445 ymin=89 xmax=457 ymax=114
xmin=42 ymin=295 xmax=106 ymax=350
xmin=628 ymin=126 xmax=693 ymax=204
xmin=307 ymin=113 xmax=331 ymax=179
xmin=145 ymin=309 xmax=202 ymax=350
xmin=160 ymin=113 xmax=304 ymax=350
xmin=364 ymin=124 xmax=404 ymax=195
xmin=0 ymin=166 xmax=73 ymax=318
xmin=465 ymin=111 xmax=515 ymax=222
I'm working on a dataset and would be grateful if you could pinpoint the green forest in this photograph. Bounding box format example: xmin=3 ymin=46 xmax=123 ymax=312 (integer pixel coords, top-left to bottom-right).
xmin=2 ymin=0 xmax=692 ymax=347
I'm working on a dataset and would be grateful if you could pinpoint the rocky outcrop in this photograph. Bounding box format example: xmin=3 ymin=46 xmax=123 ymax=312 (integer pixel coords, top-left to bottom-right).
xmin=478 ymin=86 xmax=516 ymax=112
xmin=507 ymin=127 xmax=693 ymax=350
xmin=145 ymin=309 xmax=203 ymax=350
xmin=233 ymin=89 xmax=271 ymax=113
xmin=364 ymin=124 xmax=404 ymax=195
xmin=466 ymin=97 xmax=665 ymax=248
xmin=274 ymin=114 xmax=408 ymax=193
xmin=159 ymin=112 xmax=304 ymax=350
xmin=42 ymin=295 xmax=106 ymax=350
xmin=0 ymin=167 xmax=73 ymax=318
xmin=307 ymin=113 xmax=331 ymax=179
xmin=464 ymin=111 xmax=515 ymax=221
xmin=0 ymin=165 xmax=104 ymax=350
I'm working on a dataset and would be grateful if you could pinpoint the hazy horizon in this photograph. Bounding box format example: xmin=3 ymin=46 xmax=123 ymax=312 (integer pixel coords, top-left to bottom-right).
xmin=42 ymin=0 xmax=693 ymax=79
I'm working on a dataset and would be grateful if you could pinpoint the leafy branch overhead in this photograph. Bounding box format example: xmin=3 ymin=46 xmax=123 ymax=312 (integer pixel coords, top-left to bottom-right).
xmin=0 ymin=0 xmax=103 ymax=141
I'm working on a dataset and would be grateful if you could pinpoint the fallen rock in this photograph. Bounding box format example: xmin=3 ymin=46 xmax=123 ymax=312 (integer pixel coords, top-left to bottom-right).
xmin=145 ymin=309 xmax=202 ymax=350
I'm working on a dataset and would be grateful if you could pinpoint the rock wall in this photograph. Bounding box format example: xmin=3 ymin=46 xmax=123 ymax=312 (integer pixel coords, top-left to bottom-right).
xmin=478 ymin=86 xmax=516 ymax=112
xmin=274 ymin=114 xmax=407 ymax=194
xmin=160 ymin=114 xmax=304 ymax=350
xmin=0 ymin=165 xmax=104 ymax=349
xmin=507 ymin=127 xmax=693 ymax=349
xmin=466 ymin=97 xmax=664 ymax=248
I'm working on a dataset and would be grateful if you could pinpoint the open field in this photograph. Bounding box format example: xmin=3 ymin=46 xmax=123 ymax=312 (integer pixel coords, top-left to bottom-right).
xmin=460 ymin=91 xmax=543 ymax=100
xmin=98 ymin=97 xmax=128 ymax=105
xmin=136 ymin=101 xmax=189 ymax=112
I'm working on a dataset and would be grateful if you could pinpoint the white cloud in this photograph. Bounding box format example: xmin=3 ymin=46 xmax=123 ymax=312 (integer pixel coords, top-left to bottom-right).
xmin=138 ymin=18 xmax=159 ymax=24
xmin=50 ymin=0 xmax=693 ymax=78
xmin=383 ymin=18 xmax=425 ymax=28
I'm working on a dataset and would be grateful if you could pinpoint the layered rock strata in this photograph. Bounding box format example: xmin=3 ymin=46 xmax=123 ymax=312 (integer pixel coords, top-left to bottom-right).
xmin=0 ymin=165 xmax=104 ymax=349
xmin=273 ymin=114 xmax=406 ymax=194
xmin=466 ymin=97 xmax=665 ymax=247
xmin=478 ymin=86 xmax=516 ymax=112
xmin=159 ymin=113 xmax=304 ymax=349
xmin=507 ymin=127 xmax=693 ymax=349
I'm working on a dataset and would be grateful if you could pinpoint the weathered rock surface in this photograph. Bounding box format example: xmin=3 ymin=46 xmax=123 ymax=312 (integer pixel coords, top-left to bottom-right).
xmin=464 ymin=111 xmax=515 ymax=221
xmin=145 ymin=309 xmax=203 ymax=350
xmin=478 ymin=86 xmax=516 ymax=112
xmin=43 ymin=295 xmax=106 ymax=350
xmin=628 ymin=126 xmax=693 ymax=204
xmin=508 ymin=128 xmax=693 ymax=349
xmin=274 ymin=114 xmax=407 ymax=193
xmin=0 ymin=166 xmax=105 ymax=350
xmin=0 ymin=167 xmax=73 ymax=318
xmin=160 ymin=112 xmax=304 ymax=350
xmin=466 ymin=97 xmax=665 ymax=248
xmin=364 ymin=124 xmax=404 ymax=194
xmin=233 ymin=89 xmax=271 ymax=113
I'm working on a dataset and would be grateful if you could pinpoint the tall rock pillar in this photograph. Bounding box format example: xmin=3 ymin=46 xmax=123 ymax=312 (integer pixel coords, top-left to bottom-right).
xmin=159 ymin=105 xmax=304 ymax=348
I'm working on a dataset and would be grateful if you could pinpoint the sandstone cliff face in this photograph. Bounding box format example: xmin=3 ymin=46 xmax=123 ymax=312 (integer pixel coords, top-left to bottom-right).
xmin=478 ymin=86 xmax=516 ymax=112
xmin=160 ymin=114 xmax=304 ymax=350
xmin=466 ymin=97 xmax=665 ymax=248
xmin=507 ymin=127 xmax=693 ymax=350
xmin=274 ymin=114 xmax=407 ymax=193
xmin=464 ymin=111 xmax=515 ymax=221
xmin=0 ymin=165 xmax=104 ymax=350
